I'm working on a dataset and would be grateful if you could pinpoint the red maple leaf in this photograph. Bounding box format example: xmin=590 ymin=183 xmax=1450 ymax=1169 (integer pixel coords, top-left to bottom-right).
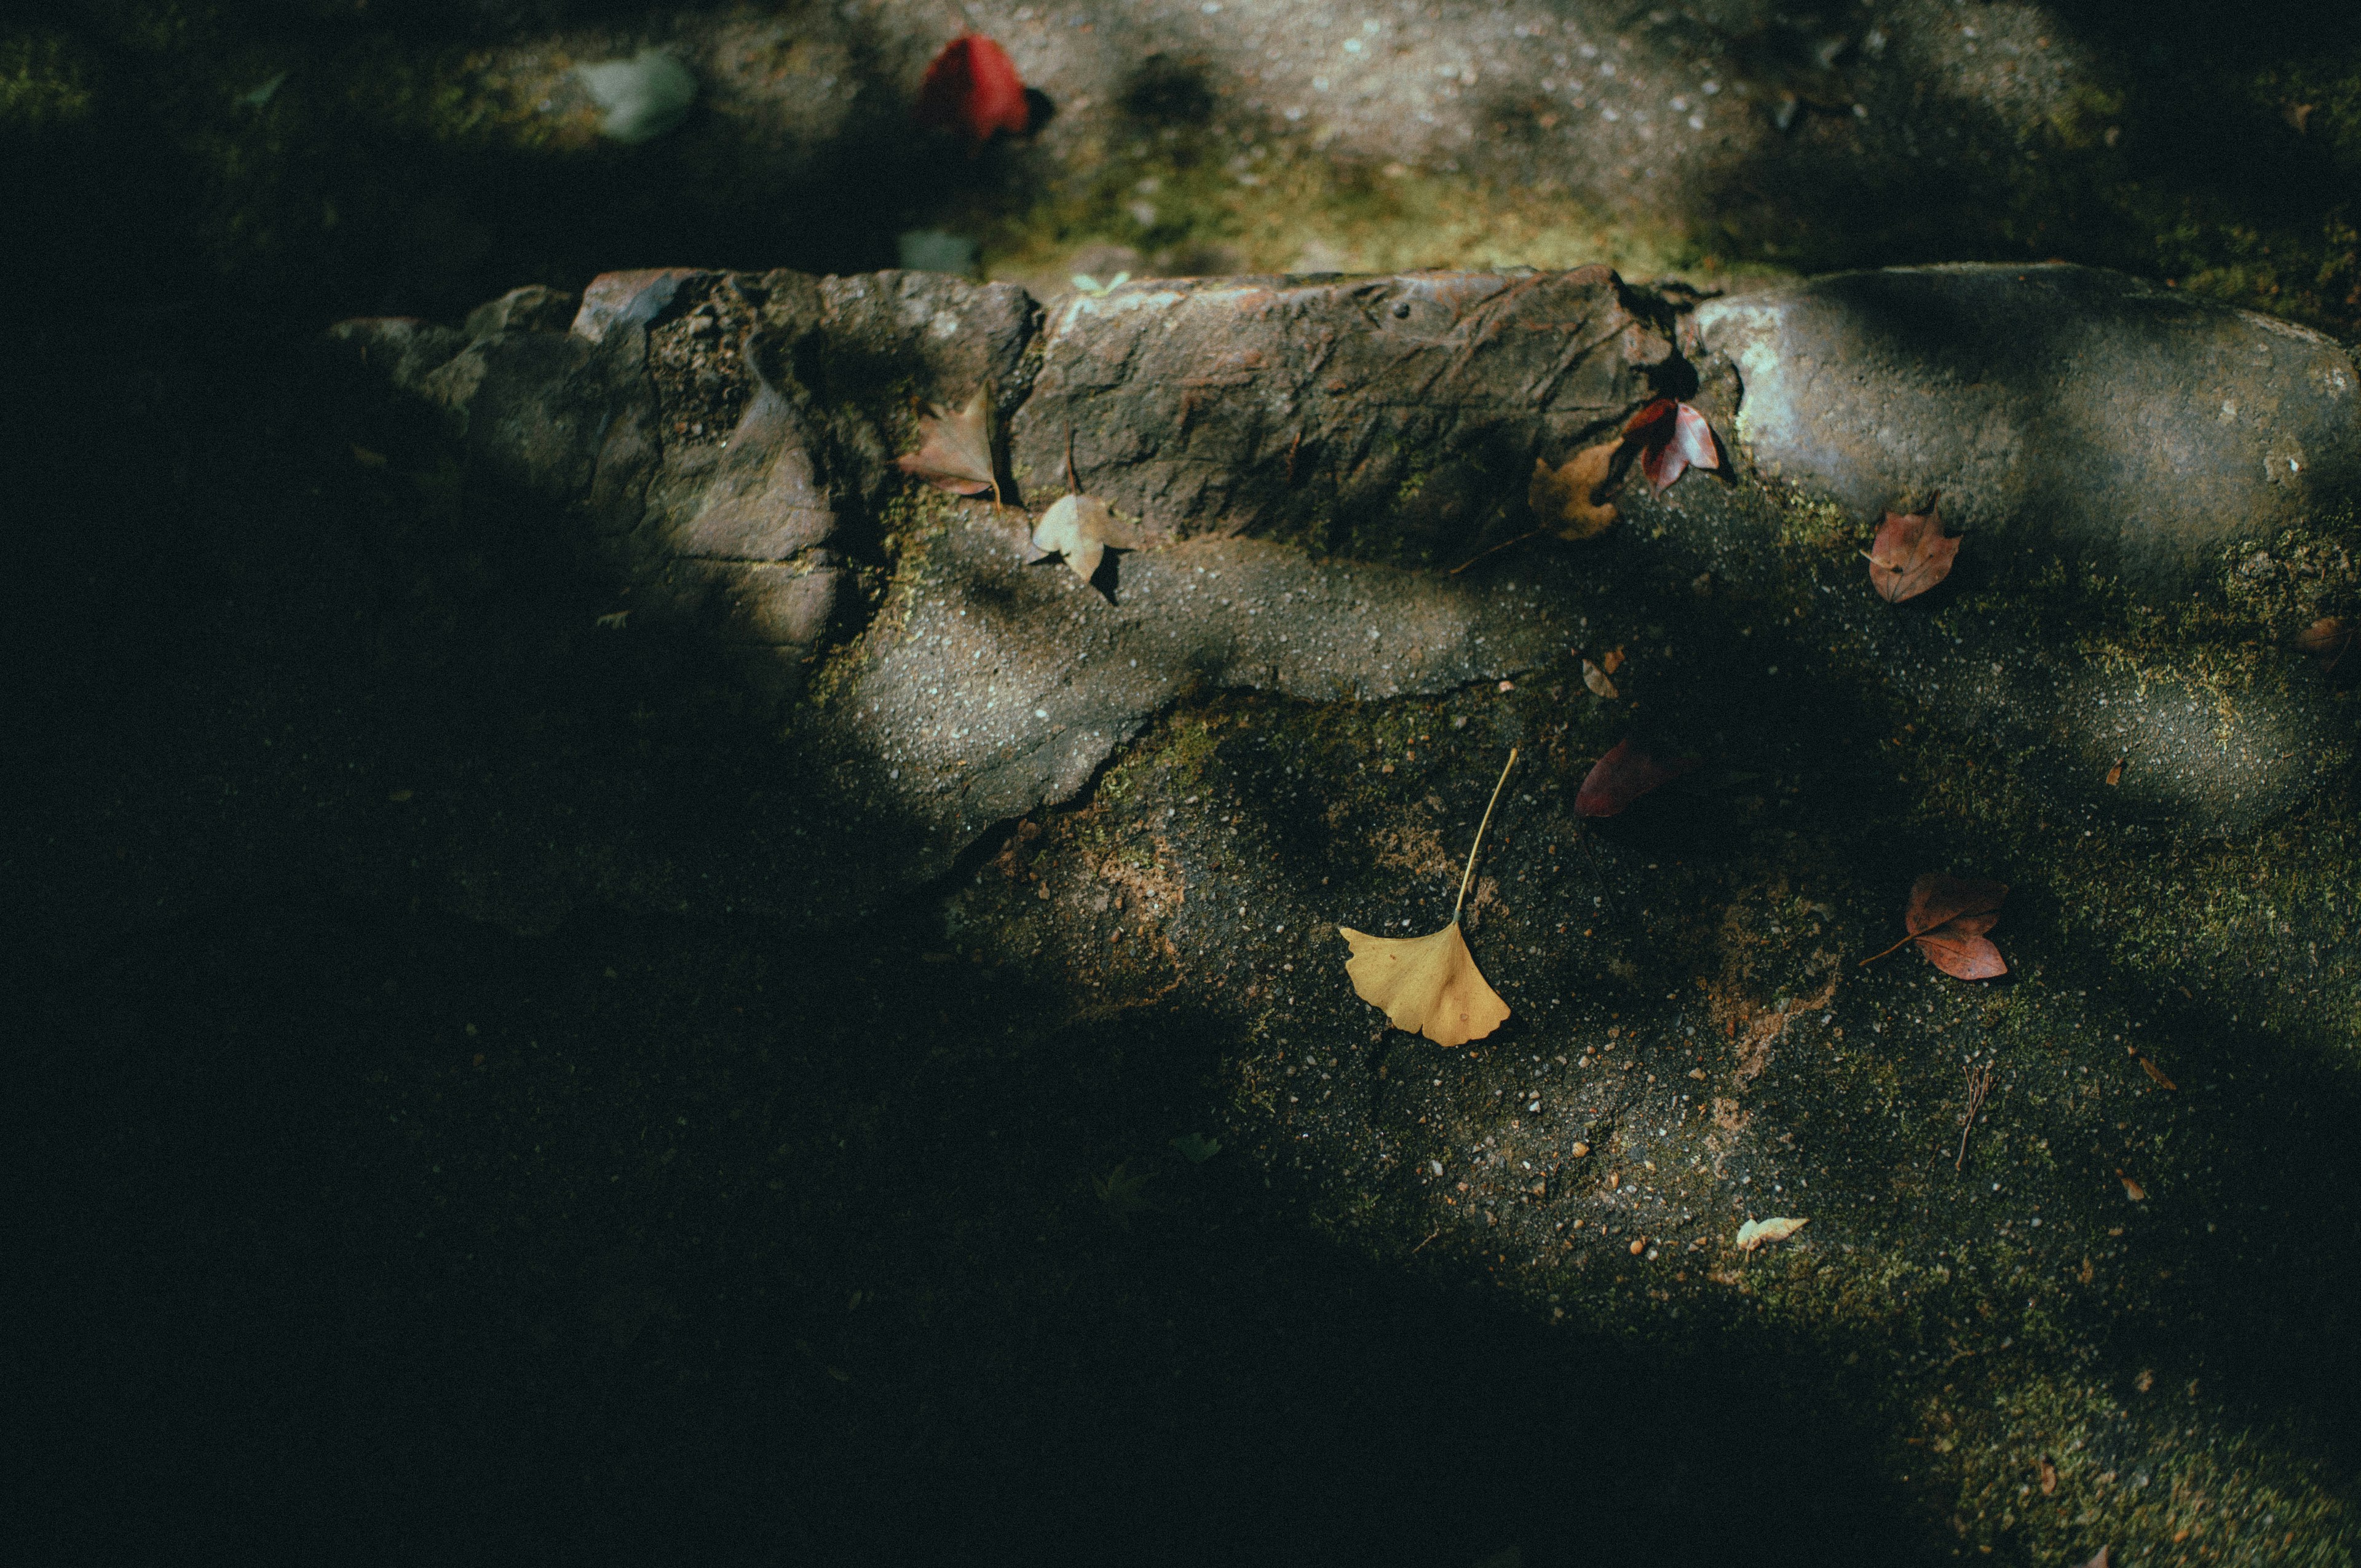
xmin=1862 ymin=873 xmax=2009 ymax=979
xmin=916 ymin=34 xmax=1031 ymax=148
xmin=1621 ymin=398 xmax=1720 ymax=492
xmin=1575 ymin=738 xmax=1700 ymax=817
xmin=1866 ymin=501 xmax=1960 ymax=603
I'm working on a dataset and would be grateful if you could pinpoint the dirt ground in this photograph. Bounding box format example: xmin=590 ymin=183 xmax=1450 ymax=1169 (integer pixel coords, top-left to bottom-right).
xmin=9 ymin=2 xmax=2361 ymax=1564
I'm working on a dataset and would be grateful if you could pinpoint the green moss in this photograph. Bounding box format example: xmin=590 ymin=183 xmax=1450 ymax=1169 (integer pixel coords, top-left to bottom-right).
xmin=0 ymin=28 xmax=95 ymax=126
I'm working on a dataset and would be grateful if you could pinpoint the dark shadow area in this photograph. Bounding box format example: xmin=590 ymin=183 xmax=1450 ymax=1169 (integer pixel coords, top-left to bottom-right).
xmin=10 ymin=4 xmax=2361 ymax=1562
xmin=10 ymin=897 xmax=1939 ymax=1566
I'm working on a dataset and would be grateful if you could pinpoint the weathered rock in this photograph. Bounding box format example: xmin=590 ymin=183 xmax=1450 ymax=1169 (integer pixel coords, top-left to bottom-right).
xmin=325 ymin=260 xmax=2361 ymax=901
xmin=1696 ymin=264 xmax=2361 ymax=599
xmin=1010 ymin=267 xmax=1678 ymax=550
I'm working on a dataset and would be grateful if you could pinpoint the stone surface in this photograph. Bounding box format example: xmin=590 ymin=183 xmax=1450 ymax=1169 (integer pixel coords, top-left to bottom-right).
xmin=1697 ymin=264 xmax=2361 ymax=599
xmin=1011 ymin=267 xmax=1675 ymax=549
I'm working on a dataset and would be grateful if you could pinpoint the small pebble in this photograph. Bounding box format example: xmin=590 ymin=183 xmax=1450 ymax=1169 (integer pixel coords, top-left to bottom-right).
xmin=1571 ymin=1141 xmax=1591 ymax=1157
xmin=1629 ymin=1238 xmax=1645 ymax=1256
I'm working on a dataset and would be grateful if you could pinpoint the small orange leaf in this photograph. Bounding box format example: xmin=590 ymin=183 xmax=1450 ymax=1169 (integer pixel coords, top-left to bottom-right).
xmin=2106 ymin=757 xmax=2125 ymax=786
xmin=2117 ymin=1169 xmax=2147 ymax=1201
xmin=1867 ymin=502 xmax=1960 ymax=603
xmin=2039 ymin=1455 xmax=2058 ymax=1496
xmin=2137 ymin=1053 xmax=2178 ymax=1090
xmin=1529 ymin=441 xmax=1619 ymax=540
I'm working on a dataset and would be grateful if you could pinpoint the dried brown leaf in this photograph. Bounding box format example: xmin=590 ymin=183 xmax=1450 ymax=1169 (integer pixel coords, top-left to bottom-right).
xmin=2297 ymin=616 xmax=2351 ymax=654
xmin=1600 ymin=647 xmax=1624 ymax=675
xmin=1581 ymin=659 xmax=1619 ymax=699
xmin=2137 ymin=1053 xmax=2177 ymax=1091
xmin=2117 ymin=1169 xmax=2147 ymax=1202
xmin=895 ymin=387 xmax=1000 ymax=504
xmin=1867 ymin=502 xmax=1960 ymax=603
xmin=1529 ymin=441 xmax=1620 ymax=539
xmin=2106 ymin=757 xmax=2125 ymax=786
xmin=1030 ymin=493 xmax=1138 ymax=585
xmin=2039 ymin=1455 xmax=2059 ymax=1496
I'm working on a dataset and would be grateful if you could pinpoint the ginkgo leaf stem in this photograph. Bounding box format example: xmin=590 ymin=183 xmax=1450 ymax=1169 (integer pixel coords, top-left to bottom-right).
xmin=1858 ymin=932 xmax=1916 ymax=967
xmin=1453 ymin=748 xmax=1519 ymax=925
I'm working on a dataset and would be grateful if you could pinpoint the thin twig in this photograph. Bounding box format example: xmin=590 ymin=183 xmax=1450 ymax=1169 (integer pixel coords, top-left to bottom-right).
xmin=1411 ymin=1227 xmax=1442 ymax=1254
xmin=1453 ymin=749 xmax=1519 ymax=924
xmin=1955 ymin=1063 xmax=1995 ymax=1172
xmin=1447 ymin=525 xmax=1551 ymax=577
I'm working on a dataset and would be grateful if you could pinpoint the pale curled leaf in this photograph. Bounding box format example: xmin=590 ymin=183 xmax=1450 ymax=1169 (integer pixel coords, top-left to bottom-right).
xmin=1339 ymin=922 xmax=1509 ymax=1047
xmin=1529 ymin=441 xmax=1619 ymax=540
xmin=896 ymin=387 xmax=999 ymax=502
xmin=1735 ymin=1216 xmax=1809 ymax=1252
xmin=1031 ymin=493 xmax=1138 ymax=584
xmin=1867 ymin=503 xmax=1959 ymax=602
xmin=1581 ymin=659 xmax=1619 ymax=699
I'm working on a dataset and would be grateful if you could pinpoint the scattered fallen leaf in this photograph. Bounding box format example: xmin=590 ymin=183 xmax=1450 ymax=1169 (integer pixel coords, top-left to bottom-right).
xmin=1093 ymin=1161 xmax=1153 ymax=1226
xmin=1339 ymin=750 xmax=1518 ymax=1046
xmin=1574 ymin=738 xmax=1700 ymax=817
xmin=2079 ymin=1256 xmax=2095 ymax=1285
xmin=1031 ymin=493 xmax=1137 ymax=585
xmin=2137 ymin=1053 xmax=2177 ymax=1090
xmin=1581 ymin=659 xmax=1619 ymax=699
xmin=2105 ymin=756 xmax=2124 ymax=786
xmin=896 ymin=387 xmax=1001 ymax=505
xmin=2284 ymin=101 xmax=2315 ymax=134
xmin=914 ymin=34 xmax=1030 ymax=148
xmin=2297 ymin=616 xmax=2354 ymax=671
xmin=1863 ymin=873 xmax=2007 ymax=979
xmin=1623 ymin=398 xmax=1720 ymax=491
xmin=2039 ymin=1455 xmax=2058 ymax=1495
xmin=1866 ymin=501 xmax=1960 ymax=603
xmin=1340 ymin=922 xmax=1509 ymax=1047
xmin=2297 ymin=616 xmax=2349 ymax=652
xmin=1600 ymin=647 xmax=1624 ymax=675
xmin=1529 ymin=441 xmax=1620 ymax=538
xmin=1169 ymin=1132 xmax=1221 ymax=1163
xmin=1735 ymin=1216 xmax=1808 ymax=1251
xmin=2118 ymin=1169 xmax=2147 ymax=1202
xmin=2134 ymin=1368 xmax=2155 ymax=1393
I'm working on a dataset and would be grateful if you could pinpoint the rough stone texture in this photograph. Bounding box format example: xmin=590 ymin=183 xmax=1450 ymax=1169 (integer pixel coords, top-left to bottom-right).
xmin=821 ymin=523 xmax=1574 ymax=881
xmin=1011 ymin=267 xmax=1677 ymax=546
xmin=325 ymin=261 xmax=2361 ymax=882
xmin=1698 ymin=264 xmax=2361 ymax=599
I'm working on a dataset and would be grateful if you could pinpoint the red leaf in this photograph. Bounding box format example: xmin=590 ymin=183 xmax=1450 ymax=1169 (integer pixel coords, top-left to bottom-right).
xmin=916 ymin=34 xmax=1031 ymax=147
xmin=1894 ymin=873 xmax=2009 ymax=980
xmin=1867 ymin=502 xmax=1960 ymax=602
xmin=1575 ymin=738 xmax=1700 ymax=817
xmin=1916 ymin=928 xmax=2007 ymax=980
xmin=1904 ymin=874 xmax=2007 ymax=936
xmin=1620 ymin=398 xmax=1720 ymax=492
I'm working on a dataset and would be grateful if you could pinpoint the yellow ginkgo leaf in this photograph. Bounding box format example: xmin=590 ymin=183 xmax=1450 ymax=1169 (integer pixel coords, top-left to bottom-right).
xmin=1338 ymin=921 xmax=1510 ymax=1047
xmin=1032 ymin=493 xmax=1138 ymax=585
xmin=1337 ymin=748 xmax=1518 ymax=1047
